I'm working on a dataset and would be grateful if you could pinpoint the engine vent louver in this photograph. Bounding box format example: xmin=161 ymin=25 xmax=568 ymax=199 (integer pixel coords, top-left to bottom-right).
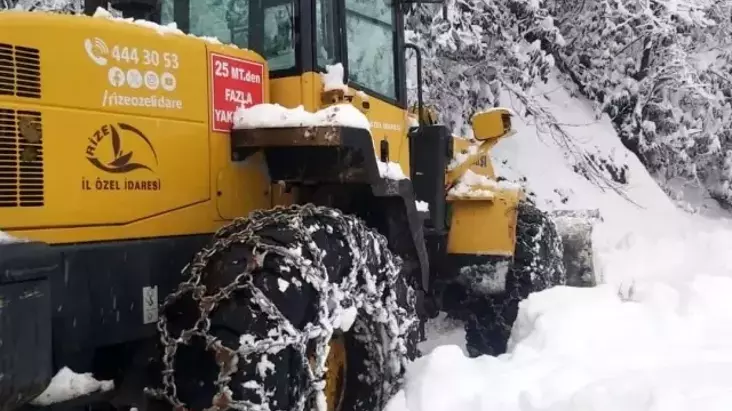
xmin=0 ymin=43 xmax=41 ymax=99
xmin=0 ymin=109 xmax=44 ymax=208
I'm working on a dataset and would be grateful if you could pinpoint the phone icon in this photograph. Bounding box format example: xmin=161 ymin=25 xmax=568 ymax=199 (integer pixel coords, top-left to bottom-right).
xmin=84 ymin=38 xmax=109 ymax=66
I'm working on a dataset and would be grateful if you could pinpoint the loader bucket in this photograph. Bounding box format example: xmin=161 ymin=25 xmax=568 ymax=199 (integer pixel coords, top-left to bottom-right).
xmin=549 ymin=209 xmax=603 ymax=287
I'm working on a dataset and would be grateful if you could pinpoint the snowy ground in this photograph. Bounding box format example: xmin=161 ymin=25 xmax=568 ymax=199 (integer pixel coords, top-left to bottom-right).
xmin=385 ymin=72 xmax=732 ymax=411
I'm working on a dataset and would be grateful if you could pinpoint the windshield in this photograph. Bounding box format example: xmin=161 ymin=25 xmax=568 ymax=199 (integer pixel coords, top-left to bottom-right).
xmin=160 ymin=0 xmax=296 ymax=71
xmin=344 ymin=0 xmax=396 ymax=99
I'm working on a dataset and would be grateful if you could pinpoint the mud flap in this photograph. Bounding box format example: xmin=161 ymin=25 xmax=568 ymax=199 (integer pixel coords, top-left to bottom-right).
xmin=0 ymin=241 xmax=59 ymax=411
xmin=549 ymin=209 xmax=603 ymax=287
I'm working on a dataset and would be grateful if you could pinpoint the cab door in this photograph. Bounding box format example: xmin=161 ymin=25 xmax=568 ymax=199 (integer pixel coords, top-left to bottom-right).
xmin=308 ymin=0 xmax=412 ymax=174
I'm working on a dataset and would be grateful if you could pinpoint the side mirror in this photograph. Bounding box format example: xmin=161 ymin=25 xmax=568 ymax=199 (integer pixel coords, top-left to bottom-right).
xmin=471 ymin=108 xmax=514 ymax=141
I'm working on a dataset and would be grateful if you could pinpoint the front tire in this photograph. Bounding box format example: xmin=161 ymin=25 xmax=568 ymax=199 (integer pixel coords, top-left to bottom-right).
xmin=462 ymin=200 xmax=567 ymax=356
xmin=146 ymin=204 xmax=420 ymax=411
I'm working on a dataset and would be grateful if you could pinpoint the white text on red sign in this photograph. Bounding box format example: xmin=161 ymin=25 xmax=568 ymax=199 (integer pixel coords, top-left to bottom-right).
xmin=210 ymin=53 xmax=264 ymax=132
xmin=213 ymin=60 xmax=262 ymax=84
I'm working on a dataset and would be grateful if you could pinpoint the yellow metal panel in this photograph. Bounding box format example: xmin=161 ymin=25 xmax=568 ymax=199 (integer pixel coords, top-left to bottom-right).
xmin=365 ymin=96 xmax=412 ymax=177
xmin=9 ymin=201 xmax=223 ymax=244
xmin=0 ymin=13 xmax=208 ymax=123
xmin=447 ymin=188 xmax=521 ymax=256
xmin=269 ymin=74 xmax=306 ymax=110
xmin=0 ymin=13 xmax=275 ymax=244
xmin=215 ymin=151 xmax=271 ymax=220
xmin=301 ymin=72 xmax=320 ymax=113
xmin=205 ymin=44 xmax=271 ymax=221
xmin=0 ymin=104 xmax=209 ymax=229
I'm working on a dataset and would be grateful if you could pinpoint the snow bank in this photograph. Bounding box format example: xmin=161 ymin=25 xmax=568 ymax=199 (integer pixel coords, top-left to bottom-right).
xmin=388 ymin=277 xmax=732 ymax=411
xmin=391 ymin=221 xmax=732 ymax=410
xmin=30 ymin=367 xmax=114 ymax=406
xmin=486 ymin=72 xmax=718 ymax=283
xmin=388 ymin=72 xmax=732 ymax=411
xmin=233 ymin=103 xmax=370 ymax=130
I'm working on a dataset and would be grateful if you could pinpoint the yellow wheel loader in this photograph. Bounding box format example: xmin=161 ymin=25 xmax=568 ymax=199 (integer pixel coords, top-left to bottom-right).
xmin=0 ymin=1 xmax=600 ymax=410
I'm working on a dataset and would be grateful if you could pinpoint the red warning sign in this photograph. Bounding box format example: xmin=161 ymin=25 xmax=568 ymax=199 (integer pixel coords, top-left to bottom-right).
xmin=210 ymin=53 xmax=265 ymax=132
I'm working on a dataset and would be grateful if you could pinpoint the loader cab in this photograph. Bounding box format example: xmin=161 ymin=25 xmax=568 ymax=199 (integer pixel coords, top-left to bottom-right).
xmin=145 ymin=0 xmax=410 ymax=110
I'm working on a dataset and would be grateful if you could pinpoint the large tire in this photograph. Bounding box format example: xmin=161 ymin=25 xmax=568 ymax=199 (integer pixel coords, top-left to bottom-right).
xmin=462 ymin=200 xmax=566 ymax=357
xmin=145 ymin=204 xmax=420 ymax=411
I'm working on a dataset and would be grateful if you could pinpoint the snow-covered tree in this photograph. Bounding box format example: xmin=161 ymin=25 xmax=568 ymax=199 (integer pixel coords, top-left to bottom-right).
xmin=544 ymin=0 xmax=732 ymax=208
xmin=403 ymin=0 xmax=631 ymax=194
xmin=405 ymin=0 xmax=565 ymax=137
xmin=3 ymin=0 xmax=83 ymax=13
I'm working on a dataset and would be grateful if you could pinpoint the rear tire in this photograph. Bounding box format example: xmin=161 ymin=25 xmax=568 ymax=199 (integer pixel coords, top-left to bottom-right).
xmin=459 ymin=200 xmax=566 ymax=357
xmin=146 ymin=204 xmax=420 ymax=411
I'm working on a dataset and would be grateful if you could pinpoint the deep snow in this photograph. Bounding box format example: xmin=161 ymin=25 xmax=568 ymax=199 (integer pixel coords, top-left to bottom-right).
xmin=385 ymin=72 xmax=732 ymax=411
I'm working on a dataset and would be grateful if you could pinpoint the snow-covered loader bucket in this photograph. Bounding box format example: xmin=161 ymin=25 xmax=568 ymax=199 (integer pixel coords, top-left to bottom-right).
xmin=549 ymin=209 xmax=603 ymax=287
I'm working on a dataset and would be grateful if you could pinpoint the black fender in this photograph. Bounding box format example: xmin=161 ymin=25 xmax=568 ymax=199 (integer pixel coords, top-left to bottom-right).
xmin=230 ymin=125 xmax=430 ymax=293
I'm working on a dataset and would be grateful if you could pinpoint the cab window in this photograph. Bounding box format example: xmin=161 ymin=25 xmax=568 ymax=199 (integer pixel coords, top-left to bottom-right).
xmin=344 ymin=0 xmax=396 ymax=99
xmin=160 ymin=0 xmax=296 ymax=72
xmin=315 ymin=0 xmax=338 ymax=68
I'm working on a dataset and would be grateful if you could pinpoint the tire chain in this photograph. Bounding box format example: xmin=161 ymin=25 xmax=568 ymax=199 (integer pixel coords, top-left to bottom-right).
xmin=144 ymin=204 xmax=416 ymax=411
